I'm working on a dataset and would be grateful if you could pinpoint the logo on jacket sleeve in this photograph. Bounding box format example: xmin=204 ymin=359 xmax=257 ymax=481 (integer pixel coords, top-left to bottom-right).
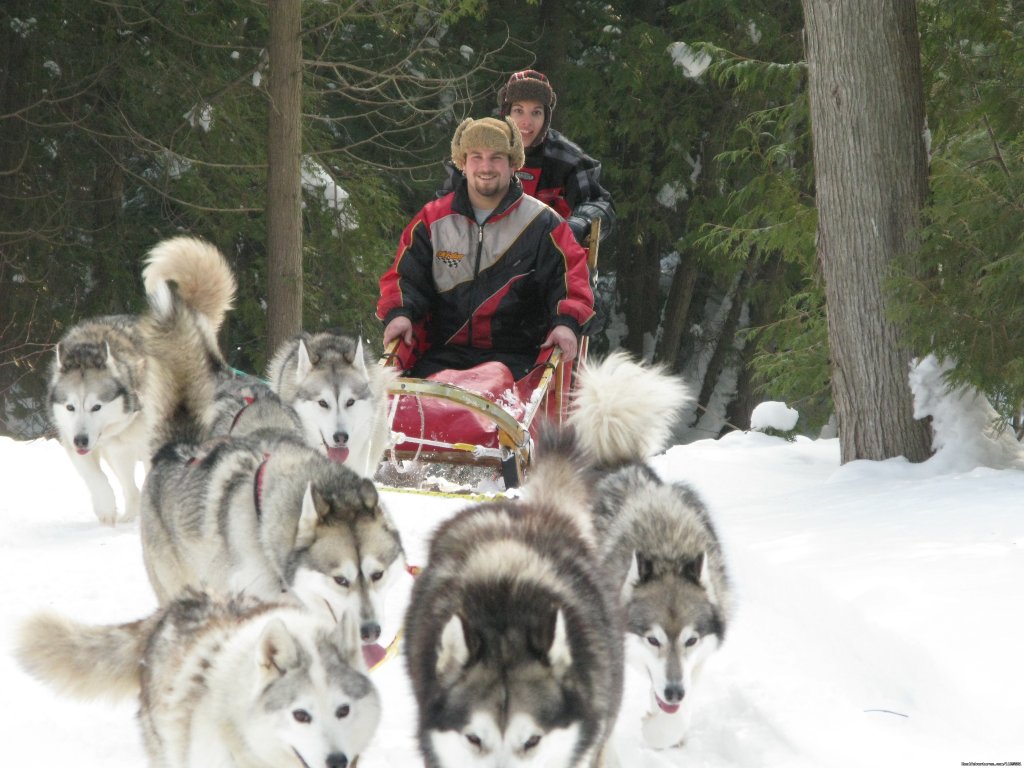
xmin=436 ymin=250 xmax=465 ymax=268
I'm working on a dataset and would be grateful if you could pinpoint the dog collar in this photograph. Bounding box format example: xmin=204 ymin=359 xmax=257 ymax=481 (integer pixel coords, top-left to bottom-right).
xmin=253 ymin=454 xmax=270 ymax=517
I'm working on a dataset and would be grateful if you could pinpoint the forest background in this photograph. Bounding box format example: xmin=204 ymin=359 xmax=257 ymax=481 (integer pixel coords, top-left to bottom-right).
xmin=2 ymin=1 xmax=1021 ymax=453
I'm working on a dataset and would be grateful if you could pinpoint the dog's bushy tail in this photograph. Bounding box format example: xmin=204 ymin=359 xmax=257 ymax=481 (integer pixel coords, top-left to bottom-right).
xmin=15 ymin=611 xmax=158 ymax=701
xmin=569 ymin=351 xmax=692 ymax=466
xmin=523 ymin=425 xmax=596 ymax=543
xmin=143 ymin=236 xmax=236 ymax=334
xmin=141 ymin=236 xmax=236 ymax=448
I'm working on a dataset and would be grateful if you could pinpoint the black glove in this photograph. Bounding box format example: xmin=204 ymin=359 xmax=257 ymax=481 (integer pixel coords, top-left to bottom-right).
xmin=567 ymin=216 xmax=589 ymax=245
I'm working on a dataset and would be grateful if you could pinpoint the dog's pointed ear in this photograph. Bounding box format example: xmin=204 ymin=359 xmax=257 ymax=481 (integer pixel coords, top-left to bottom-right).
xmin=634 ymin=551 xmax=655 ymax=584
xmin=621 ymin=551 xmax=641 ymax=602
xmin=256 ymin=618 xmax=300 ymax=680
xmin=334 ymin=611 xmax=363 ymax=668
xmin=682 ymin=552 xmax=707 ymax=586
xmin=436 ymin=614 xmax=471 ymax=681
xmin=546 ymin=609 xmax=573 ymax=680
xmin=296 ymin=483 xmax=321 ymax=547
xmin=354 ymin=478 xmax=379 ymax=511
xmin=353 ymin=337 xmax=369 ymax=375
xmin=296 ymin=339 xmax=313 ymax=379
xmin=103 ymin=341 xmax=115 ymax=369
xmin=685 ymin=551 xmax=720 ymax=603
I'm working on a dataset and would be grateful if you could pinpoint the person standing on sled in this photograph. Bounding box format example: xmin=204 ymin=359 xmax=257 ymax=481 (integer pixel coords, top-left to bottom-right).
xmin=439 ymin=69 xmax=615 ymax=246
xmin=377 ymin=116 xmax=594 ymax=380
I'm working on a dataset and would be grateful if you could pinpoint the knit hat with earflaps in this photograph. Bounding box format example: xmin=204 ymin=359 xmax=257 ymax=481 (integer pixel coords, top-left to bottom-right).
xmin=450 ymin=116 xmax=526 ymax=172
xmin=498 ymin=69 xmax=557 ymax=144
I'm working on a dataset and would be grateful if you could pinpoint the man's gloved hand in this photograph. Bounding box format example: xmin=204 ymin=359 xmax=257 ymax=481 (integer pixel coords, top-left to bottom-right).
xmin=567 ymin=216 xmax=590 ymax=245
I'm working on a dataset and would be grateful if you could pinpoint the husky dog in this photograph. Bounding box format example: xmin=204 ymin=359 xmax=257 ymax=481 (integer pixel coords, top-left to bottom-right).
xmin=48 ymin=316 xmax=149 ymax=524
xmin=404 ymin=428 xmax=623 ymax=768
xmin=16 ymin=590 xmax=381 ymax=767
xmin=47 ymin=238 xmax=235 ymax=526
xmin=138 ymin=239 xmax=406 ymax=652
xmin=267 ymin=330 xmax=396 ymax=479
xmin=568 ymin=352 xmax=733 ymax=749
xmin=207 ymin=371 xmax=305 ymax=441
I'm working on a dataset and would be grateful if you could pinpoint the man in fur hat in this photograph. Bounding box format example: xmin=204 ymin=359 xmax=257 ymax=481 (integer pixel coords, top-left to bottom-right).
xmin=377 ymin=116 xmax=594 ymax=379
xmin=440 ymin=69 xmax=615 ymax=246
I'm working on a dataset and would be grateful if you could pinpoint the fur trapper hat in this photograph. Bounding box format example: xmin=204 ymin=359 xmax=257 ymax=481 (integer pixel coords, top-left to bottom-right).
xmin=450 ymin=116 xmax=526 ymax=171
xmin=498 ymin=69 xmax=557 ymax=143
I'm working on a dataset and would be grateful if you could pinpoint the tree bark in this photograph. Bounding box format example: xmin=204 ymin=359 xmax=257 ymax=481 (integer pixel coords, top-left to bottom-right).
xmin=656 ymin=250 xmax=699 ymax=372
xmin=802 ymin=0 xmax=932 ymax=463
xmin=266 ymin=0 xmax=304 ymax=355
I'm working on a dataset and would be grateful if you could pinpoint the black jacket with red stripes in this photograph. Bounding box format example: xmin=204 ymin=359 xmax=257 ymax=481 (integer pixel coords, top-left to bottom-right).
xmin=377 ymin=177 xmax=595 ymax=358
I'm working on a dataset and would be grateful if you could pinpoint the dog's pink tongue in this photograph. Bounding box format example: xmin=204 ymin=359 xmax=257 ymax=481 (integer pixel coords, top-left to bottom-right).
xmin=327 ymin=446 xmax=350 ymax=464
xmin=362 ymin=643 xmax=387 ymax=669
xmin=656 ymin=697 xmax=680 ymax=714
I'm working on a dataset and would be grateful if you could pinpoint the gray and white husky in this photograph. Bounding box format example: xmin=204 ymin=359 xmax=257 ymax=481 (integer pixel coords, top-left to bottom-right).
xmin=16 ymin=590 xmax=381 ymax=768
xmin=267 ymin=330 xmax=396 ymax=479
xmin=47 ymin=237 xmax=236 ymax=526
xmin=138 ymin=238 xmax=406 ymax=652
xmin=404 ymin=428 xmax=623 ymax=768
xmin=48 ymin=316 xmax=149 ymax=524
xmin=569 ymin=352 xmax=733 ymax=749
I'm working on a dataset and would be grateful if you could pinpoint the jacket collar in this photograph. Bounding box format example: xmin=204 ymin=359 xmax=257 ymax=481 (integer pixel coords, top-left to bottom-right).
xmin=451 ymin=175 xmax=524 ymax=221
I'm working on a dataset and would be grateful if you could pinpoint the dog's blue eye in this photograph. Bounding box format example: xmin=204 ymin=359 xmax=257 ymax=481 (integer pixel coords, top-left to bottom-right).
xmin=336 ymin=704 xmax=350 ymax=719
xmin=318 ymin=399 xmax=329 ymax=409
xmin=524 ymin=734 xmax=541 ymax=751
xmin=292 ymin=709 xmax=312 ymax=724
xmin=334 ymin=576 xmax=350 ymax=588
xmin=647 ymin=636 xmax=661 ymax=648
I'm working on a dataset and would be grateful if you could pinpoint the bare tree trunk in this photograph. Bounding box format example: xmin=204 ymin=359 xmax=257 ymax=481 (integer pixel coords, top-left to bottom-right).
xmin=656 ymin=250 xmax=699 ymax=371
xmin=620 ymin=227 xmax=663 ymax=359
xmin=802 ymin=0 xmax=932 ymax=463
xmin=266 ymin=0 xmax=304 ymax=355
xmin=692 ymin=260 xmax=753 ymax=422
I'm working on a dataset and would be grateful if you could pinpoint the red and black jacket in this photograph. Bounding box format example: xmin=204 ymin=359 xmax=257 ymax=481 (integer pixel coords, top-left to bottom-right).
xmin=377 ymin=178 xmax=595 ymax=357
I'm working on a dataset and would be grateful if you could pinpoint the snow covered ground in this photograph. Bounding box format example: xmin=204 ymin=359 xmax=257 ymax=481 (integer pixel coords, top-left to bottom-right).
xmin=2 ymin=378 xmax=1023 ymax=766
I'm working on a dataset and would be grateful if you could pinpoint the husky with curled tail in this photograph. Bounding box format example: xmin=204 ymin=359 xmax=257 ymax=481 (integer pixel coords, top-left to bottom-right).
xmin=46 ymin=237 xmax=235 ymax=525
xmin=404 ymin=426 xmax=624 ymax=768
xmin=15 ymin=590 xmax=381 ymax=768
xmin=138 ymin=238 xmax=406 ymax=661
xmin=569 ymin=352 xmax=733 ymax=749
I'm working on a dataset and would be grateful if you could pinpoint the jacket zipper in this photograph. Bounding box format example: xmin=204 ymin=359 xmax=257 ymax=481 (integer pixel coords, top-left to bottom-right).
xmin=469 ymin=222 xmax=485 ymax=345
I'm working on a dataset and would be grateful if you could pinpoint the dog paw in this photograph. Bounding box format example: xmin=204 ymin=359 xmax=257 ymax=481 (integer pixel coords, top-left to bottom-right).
xmin=95 ymin=508 xmax=119 ymax=526
xmin=119 ymin=508 xmax=138 ymax=524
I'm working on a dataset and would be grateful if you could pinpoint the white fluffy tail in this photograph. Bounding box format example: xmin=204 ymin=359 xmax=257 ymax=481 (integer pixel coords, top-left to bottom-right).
xmin=569 ymin=352 xmax=692 ymax=465
xmin=141 ymin=236 xmax=236 ymax=448
xmin=16 ymin=611 xmax=155 ymax=701
xmin=143 ymin=236 xmax=236 ymax=333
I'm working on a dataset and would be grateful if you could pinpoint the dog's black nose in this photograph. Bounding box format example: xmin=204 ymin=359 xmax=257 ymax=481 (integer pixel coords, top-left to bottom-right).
xmin=332 ymin=431 xmax=349 ymax=445
xmin=73 ymin=434 xmax=90 ymax=449
xmin=360 ymin=621 xmax=381 ymax=643
xmin=663 ymin=683 xmax=685 ymax=703
xmin=326 ymin=753 xmax=348 ymax=768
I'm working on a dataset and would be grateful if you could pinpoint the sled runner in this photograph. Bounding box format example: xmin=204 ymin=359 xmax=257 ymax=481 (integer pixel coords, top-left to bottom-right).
xmin=379 ymin=221 xmax=600 ymax=488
